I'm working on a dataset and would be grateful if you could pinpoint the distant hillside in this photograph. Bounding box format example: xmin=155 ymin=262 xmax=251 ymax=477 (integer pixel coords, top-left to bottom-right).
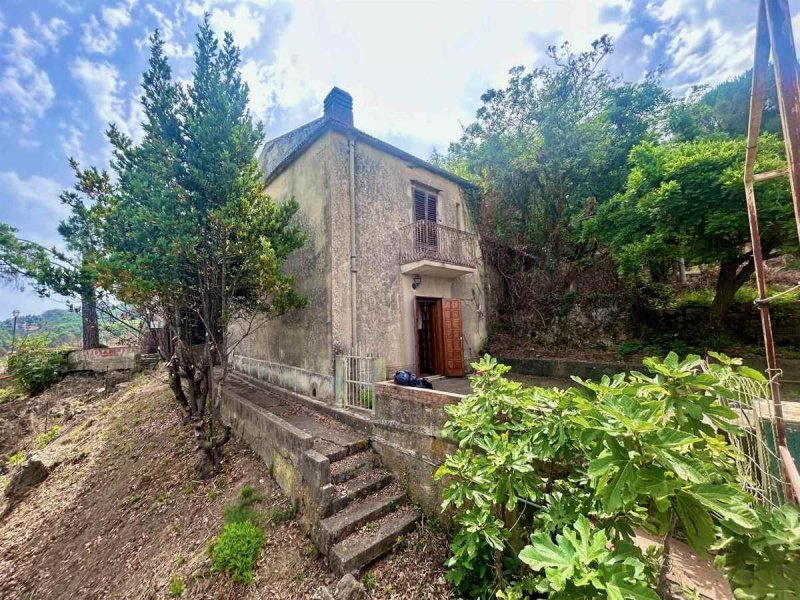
xmin=0 ymin=309 xmax=82 ymax=354
xmin=0 ymin=308 xmax=141 ymax=355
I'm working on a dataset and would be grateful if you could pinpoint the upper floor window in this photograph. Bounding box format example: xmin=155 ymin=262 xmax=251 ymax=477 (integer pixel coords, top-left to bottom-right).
xmin=413 ymin=186 xmax=437 ymax=223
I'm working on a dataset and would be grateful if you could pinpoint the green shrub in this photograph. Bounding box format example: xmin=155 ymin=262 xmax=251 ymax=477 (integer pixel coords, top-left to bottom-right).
xmin=436 ymin=354 xmax=800 ymax=599
xmin=209 ymin=520 xmax=265 ymax=583
xmin=37 ymin=426 xmax=61 ymax=448
xmin=210 ymin=485 xmax=268 ymax=584
xmin=7 ymin=335 xmax=67 ymax=394
xmin=7 ymin=451 xmax=26 ymax=467
xmin=168 ymin=574 xmax=184 ymax=597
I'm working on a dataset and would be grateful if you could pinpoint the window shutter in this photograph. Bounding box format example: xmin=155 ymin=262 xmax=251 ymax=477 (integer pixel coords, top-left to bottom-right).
xmin=414 ymin=189 xmax=427 ymax=221
xmin=413 ymin=188 xmax=437 ymax=223
xmin=426 ymin=192 xmax=437 ymax=222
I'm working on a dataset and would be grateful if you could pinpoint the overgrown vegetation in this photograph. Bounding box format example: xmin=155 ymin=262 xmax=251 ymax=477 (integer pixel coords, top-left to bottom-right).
xmin=437 ymin=36 xmax=797 ymax=348
xmin=210 ymin=485 xmax=267 ymax=584
xmin=6 ymin=335 xmax=67 ymax=394
xmin=436 ymin=355 xmax=800 ymax=599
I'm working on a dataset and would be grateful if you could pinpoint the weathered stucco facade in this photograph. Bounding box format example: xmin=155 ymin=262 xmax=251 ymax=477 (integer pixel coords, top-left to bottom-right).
xmin=233 ymin=88 xmax=487 ymax=404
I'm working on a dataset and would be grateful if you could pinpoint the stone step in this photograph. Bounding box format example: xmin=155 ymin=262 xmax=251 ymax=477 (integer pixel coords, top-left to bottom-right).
xmin=329 ymin=510 xmax=420 ymax=576
xmin=316 ymin=491 xmax=406 ymax=553
xmin=313 ymin=439 xmax=349 ymax=463
xmin=330 ymin=451 xmax=381 ymax=484
xmin=331 ymin=470 xmax=394 ymax=513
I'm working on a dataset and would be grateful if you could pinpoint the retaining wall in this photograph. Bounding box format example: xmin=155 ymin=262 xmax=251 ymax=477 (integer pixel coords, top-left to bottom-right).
xmin=65 ymin=346 xmax=139 ymax=372
xmin=220 ymin=385 xmax=334 ymax=524
xmin=370 ymin=382 xmax=460 ymax=519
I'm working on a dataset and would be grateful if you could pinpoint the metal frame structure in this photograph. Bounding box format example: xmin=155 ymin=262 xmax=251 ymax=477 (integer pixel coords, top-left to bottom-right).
xmin=744 ymin=0 xmax=800 ymax=504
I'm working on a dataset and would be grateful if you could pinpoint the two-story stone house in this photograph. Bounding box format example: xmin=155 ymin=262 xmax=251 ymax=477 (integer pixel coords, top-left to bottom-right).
xmin=232 ymin=87 xmax=487 ymax=405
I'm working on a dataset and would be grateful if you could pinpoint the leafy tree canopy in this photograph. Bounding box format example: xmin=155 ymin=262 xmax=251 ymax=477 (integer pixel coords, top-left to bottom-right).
xmin=668 ymin=69 xmax=782 ymax=142
xmin=440 ymin=36 xmax=671 ymax=265
xmin=585 ymin=134 xmax=797 ymax=319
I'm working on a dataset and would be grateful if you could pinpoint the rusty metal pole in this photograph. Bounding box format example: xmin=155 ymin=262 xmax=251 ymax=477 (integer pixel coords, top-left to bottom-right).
xmin=744 ymin=0 xmax=789 ymax=451
xmin=765 ymin=0 xmax=800 ymax=243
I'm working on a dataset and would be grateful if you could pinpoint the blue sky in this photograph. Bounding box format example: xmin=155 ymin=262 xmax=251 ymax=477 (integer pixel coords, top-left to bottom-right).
xmin=0 ymin=0 xmax=796 ymax=317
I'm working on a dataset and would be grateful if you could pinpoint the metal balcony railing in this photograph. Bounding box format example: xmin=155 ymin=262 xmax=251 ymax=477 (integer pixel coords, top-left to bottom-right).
xmin=399 ymin=220 xmax=478 ymax=269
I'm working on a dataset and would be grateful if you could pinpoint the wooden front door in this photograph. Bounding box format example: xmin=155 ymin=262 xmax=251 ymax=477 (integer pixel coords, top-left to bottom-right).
xmin=415 ymin=298 xmax=443 ymax=375
xmin=442 ymin=298 xmax=464 ymax=377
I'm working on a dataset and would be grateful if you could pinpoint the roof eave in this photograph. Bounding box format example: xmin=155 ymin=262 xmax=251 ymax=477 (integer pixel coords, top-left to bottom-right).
xmin=262 ymin=118 xmax=476 ymax=190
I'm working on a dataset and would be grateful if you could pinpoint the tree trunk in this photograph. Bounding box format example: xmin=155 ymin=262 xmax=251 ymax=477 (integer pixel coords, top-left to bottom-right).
xmin=710 ymin=258 xmax=755 ymax=324
xmin=167 ymin=358 xmax=189 ymax=414
xmin=81 ymin=289 xmax=100 ymax=349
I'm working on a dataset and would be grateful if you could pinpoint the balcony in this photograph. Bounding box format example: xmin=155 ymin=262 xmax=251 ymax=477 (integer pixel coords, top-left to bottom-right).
xmin=399 ymin=221 xmax=478 ymax=279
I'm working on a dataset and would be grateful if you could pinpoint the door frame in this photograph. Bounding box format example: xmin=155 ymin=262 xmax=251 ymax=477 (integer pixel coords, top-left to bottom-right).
xmin=414 ymin=297 xmax=445 ymax=376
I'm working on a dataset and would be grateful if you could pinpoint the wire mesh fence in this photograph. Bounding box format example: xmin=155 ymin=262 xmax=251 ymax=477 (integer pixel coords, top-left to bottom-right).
xmin=718 ymin=370 xmax=790 ymax=507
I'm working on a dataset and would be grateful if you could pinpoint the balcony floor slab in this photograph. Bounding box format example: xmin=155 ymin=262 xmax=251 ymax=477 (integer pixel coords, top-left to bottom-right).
xmin=400 ymin=259 xmax=476 ymax=279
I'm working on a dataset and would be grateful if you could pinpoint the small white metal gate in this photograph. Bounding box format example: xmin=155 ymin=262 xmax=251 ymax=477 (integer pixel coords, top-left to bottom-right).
xmin=336 ymin=347 xmax=385 ymax=410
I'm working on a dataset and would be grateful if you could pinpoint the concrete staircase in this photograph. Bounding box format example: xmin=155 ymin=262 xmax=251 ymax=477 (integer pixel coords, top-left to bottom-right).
xmin=315 ymin=445 xmax=419 ymax=576
xmin=224 ymin=374 xmax=420 ymax=577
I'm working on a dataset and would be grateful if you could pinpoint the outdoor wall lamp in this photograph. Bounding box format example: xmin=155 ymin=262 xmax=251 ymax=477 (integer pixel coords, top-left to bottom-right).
xmin=411 ymin=274 xmax=422 ymax=290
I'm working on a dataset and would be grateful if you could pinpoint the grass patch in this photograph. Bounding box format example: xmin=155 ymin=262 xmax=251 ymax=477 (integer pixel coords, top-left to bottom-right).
xmin=223 ymin=484 xmax=265 ymax=524
xmin=0 ymin=385 xmax=22 ymax=404
xmin=36 ymin=426 xmax=61 ymax=448
xmin=364 ymin=570 xmax=377 ymax=591
xmin=210 ymin=485 xmax=267 ymax=584
xmin=168 ymin=574 xmax=185 ymax=597
xmin=7 ymin=451 xmax=26 ymax=467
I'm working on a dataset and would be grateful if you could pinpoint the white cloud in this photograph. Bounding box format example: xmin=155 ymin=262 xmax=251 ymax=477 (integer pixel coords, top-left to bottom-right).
xmin=81 ymin=1 xmax=136 ymax=55
xmin=143 ymin=3 xmax=193 ymax=59
xmin=32 ymin=15 xmax=70 ymax=50
xmin=0 ymin=27 xmax=55 ymax=130
xmin=70 ymin=58 xmax=143 ymax=142
xmin=102 ymin=4 xmax=133 ymax=29
xmin=241 ymin=59 xmax=275 ymax=118
xmin=58 ymin=123 xmax=93 ymax=166
xmin=81 ymin=14 xmax=121 ymax=55
xmin=0 ymin=171 xmax=68 ymax=220
xmin=260 ymin=1 xmax=616 ymax=149
xmin=210 ymin=3 xmax=265 ymax=49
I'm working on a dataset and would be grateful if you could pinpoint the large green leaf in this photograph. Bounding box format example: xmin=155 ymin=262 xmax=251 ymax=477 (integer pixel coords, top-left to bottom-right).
xmin=519 ymin=532 xmax=574 ymax=571
xmin=607 ymin=579 xmax=662 ymax=600
xmin=674 ymin=491 xmax=717 ymax=553
xmin=689 ymin=485 xmax=759 ymax=530
xmin=600 ymin=459 xmax=638 ymax=513
xmin=653 ymin=447 xmax=708 ymax=483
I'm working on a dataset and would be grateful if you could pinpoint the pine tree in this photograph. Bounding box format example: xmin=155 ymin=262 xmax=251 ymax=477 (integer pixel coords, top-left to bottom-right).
xmin=93 ymin=22 xmax=305 ymax=476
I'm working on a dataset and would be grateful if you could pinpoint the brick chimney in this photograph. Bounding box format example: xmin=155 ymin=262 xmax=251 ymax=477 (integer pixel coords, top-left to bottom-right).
xmin=323 ymin=87 xmax=354 ymax=127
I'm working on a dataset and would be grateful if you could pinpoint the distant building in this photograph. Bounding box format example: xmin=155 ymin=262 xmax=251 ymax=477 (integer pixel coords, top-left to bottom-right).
xmin=232 ymin=87 xmax=487 ymax=404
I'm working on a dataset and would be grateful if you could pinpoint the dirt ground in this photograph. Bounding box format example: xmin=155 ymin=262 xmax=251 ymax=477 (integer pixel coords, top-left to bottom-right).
xmin=0 ymin=372 xmax=452 ymax=599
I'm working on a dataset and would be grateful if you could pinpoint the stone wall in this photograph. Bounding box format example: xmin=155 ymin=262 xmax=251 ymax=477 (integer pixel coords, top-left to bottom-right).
xmin=650 ymin=304 xmax=800 ymax=346
xmin=65 ymin=346 xmax=139 ymax=372
xmin=370 ymin=381 xmax=460 ymax=519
